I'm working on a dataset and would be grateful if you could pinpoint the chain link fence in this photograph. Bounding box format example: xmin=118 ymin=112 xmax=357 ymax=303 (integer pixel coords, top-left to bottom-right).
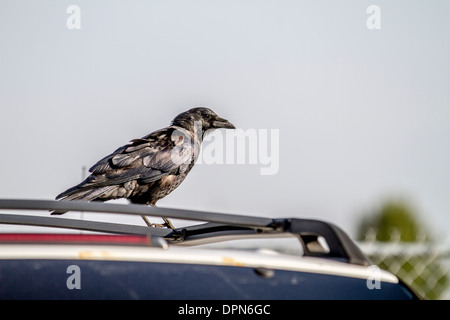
xmin=358 ymin=230 xmax=450 ymax=300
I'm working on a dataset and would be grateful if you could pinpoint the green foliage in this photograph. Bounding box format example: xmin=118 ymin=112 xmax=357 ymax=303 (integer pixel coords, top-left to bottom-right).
xmin=357 ymin=200 xmax=426 ymax=242
xmin=357 ymin=199 xmax=447 ymax=299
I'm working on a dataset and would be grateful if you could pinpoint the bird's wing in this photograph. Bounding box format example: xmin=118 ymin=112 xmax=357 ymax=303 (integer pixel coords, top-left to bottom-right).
xmin=91 ymin=126 xmax=195 ymax=183
xmin=57 ymin=127 xmax=196 ymax=199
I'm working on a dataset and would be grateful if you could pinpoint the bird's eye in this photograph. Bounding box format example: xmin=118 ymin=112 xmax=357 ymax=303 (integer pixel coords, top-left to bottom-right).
xmin=203 ymin=114 xmax=211 ymax=120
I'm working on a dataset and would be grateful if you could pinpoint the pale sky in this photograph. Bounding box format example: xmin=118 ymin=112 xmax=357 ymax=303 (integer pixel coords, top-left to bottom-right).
xmin=1 ymin=0 xmax=449 ymax=239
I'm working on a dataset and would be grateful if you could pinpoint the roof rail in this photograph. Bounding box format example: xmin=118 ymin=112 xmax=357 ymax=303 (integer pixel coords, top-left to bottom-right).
xmin=0 ymin=199 xmax=370 ymax=266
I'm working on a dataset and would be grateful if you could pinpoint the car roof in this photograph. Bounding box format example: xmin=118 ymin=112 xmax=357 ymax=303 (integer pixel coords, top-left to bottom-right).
xmin=0 ymin=198 xmax=418 ymax=299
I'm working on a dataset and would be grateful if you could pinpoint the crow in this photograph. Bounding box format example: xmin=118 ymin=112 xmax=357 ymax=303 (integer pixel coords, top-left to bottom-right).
xmin=53 ymin=107 xmax=235 ymax=228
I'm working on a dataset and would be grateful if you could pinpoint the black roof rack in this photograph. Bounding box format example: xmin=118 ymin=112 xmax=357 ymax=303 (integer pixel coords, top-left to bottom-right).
xmin=0 ymin=199 xmax=370 ymax=266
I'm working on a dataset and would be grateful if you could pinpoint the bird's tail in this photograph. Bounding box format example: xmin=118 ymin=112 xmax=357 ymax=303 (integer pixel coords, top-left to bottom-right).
xmin=51 ymin=184 xmax=118 ymax=215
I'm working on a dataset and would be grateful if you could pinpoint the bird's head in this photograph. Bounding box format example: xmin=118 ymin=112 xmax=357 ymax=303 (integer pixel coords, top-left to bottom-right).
xmin=172 ymin=107 xmax=235 ymax=136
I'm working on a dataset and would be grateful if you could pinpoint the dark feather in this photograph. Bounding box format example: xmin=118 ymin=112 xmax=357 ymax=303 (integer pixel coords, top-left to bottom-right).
xmin=54 ymin=107 xmax=235 ymax=217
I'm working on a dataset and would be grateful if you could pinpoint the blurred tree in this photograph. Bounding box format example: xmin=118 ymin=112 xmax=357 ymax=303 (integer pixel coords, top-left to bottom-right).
xmin=357 ymin=200 xmax=427 ymax=242
xmin=357 ymin=199 xmax=448 ymax=300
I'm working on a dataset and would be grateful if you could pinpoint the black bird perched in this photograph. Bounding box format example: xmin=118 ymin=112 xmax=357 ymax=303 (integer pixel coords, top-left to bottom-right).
xmin=53 ymin=107 xmax=235 ymax=228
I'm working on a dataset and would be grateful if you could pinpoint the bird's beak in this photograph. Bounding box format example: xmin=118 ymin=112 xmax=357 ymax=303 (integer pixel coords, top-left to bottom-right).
xmin=213 ymin=116 xmax=236 ymax=129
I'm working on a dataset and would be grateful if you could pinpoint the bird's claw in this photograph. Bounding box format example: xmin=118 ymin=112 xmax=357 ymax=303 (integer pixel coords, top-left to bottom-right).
xmin=148 ymin=222 xmax=174 ymax=229
xmin=141 ymin=215 xmax=175 ymax=229
xmin=148 ymin=223 xmax=166 ymax=228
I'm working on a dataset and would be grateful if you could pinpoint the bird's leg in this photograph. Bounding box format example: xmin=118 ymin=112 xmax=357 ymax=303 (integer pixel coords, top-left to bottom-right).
xmin=141 ymin=203 xmax=175 ymax=229
xmin=141 ymin=215 xmax=153 ymax=227
xmin=146 ymin=203 xmax=175 ymax=229
xmin=153 ymin=202 xmax=175 ymax=229
xmin=162 ymin=217 xmax=175 ymax=229
xmin=140 ymin=215 xmax=165 ymax=228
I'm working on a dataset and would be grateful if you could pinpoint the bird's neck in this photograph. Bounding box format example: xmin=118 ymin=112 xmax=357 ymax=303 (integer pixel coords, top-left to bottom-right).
xmin=173 ymin=119 xmax=205 ymax=142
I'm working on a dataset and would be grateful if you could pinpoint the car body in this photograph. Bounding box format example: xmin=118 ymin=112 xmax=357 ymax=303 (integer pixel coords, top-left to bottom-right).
xmin=0 ymin=199 xmax=421 ymax=300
